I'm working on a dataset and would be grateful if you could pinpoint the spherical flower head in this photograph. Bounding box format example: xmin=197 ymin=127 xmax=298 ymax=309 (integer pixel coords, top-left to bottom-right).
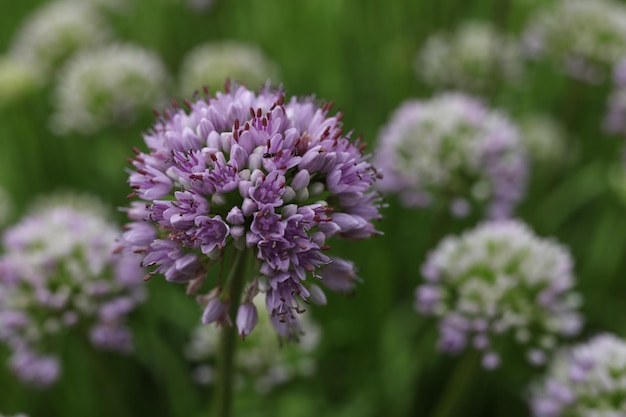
xmin=0 ymin=56 xmax=41 ymax=107
xmin=529 ymin=334 xmax=626 ymax=417
xmin=517 ymin=113 xmax=568 ymax=166
xmin=415 ymin=220 xmax=582 ymax=369
xmin=0 ymin=194 xmax=145 ymax=387
xmin=50 ymin=43 xmax=169 ymax=135
xmin=522 ymin=0 xmax=626 ymax=83
xmin=178 ymin=41 xmax=279 ymax=96
xmin=375 ymin=93 xmax=527 ymax=219
xmin=185 ymin=293 xmax=320 ymax=394
xmin=9 ymin=1 xmax=111 ymax=78
xmin=120 ymin=83 xmax=382 ymax=339
xmin=416 ymin=21 xmax=524 ymax=92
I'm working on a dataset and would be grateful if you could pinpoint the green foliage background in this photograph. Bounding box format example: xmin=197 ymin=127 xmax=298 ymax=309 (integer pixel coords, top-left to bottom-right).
xmin=0 ymin=0 xmax=625 ymax=416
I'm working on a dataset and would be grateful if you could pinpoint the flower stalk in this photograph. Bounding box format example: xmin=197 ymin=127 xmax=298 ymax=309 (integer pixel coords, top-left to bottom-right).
xmin=214 ymin=249 xmax=248 ymax=417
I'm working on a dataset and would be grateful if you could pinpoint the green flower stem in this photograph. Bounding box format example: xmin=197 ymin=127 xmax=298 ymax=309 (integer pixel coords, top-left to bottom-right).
xmin=214 ymin=248 xmax=248 ymax=417
xmin=430 ymin=350 xmax=480 ymax=417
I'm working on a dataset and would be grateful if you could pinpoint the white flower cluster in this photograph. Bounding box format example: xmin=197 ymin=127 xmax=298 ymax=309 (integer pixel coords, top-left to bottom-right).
xmin=0 ymin=194 xmax=145 ymax=386
xmin=178 ymin=41 xmax=279 ymax=95
xmin=529 ymin=334 xmax=626 ymax=417
xmin=185 ymin=294 xmax=320 ymax=394
xmin=375 ymin=93 xmax=527 ymax=218
xmin=415 ymin=21 xmax=524 ymax=92
xmin=50 ymin=43 xmax=169 ymax=134
xmin=8 ymin=1 xmax=111 ymax=78
xmin=517 ymin=113 xmax=568 ymax=166
xmin=523 ymin=0 xmax=626 ymax=83
xmin=416 ymin=220 xmax=582 ymax=369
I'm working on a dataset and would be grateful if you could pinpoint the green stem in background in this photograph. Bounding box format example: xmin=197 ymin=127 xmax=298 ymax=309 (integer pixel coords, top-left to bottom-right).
xmin=430 ymin=350 xmax=480 ymax=417
xmin=214 ymin=249 xmax=248 ymax=417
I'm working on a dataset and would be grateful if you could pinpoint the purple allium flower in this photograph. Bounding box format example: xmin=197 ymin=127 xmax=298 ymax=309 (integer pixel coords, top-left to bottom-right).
xmin=185 ymin=294 xmax=320 ymax=395
xmin=415 ymin=220 xmax=582 ymax=369
xmin=0 ymin=195 xmax=145 ymax=387
xmin=120 ymin=83 xmax=382 ymax=338
xmin=529 ymin=334 xmax=626 ymax=417
xmin=522 ymin=0 xmax=626 ymax=83
xmin=375 ymin=93 xmax=527 ymax=219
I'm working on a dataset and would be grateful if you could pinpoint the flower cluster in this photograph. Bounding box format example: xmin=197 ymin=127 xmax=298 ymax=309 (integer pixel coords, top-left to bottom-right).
xmin=415 ymin=21 xmax=524 ymax=92
xmin=120 ymin=83 xmax=382 ymax=338
xmin=0 ymin=195 xmax=145 ymax=387
xmin=529 ymin=334 xmax=626 ymax=417
xmin=178 ymin=41 xmax=279 ymax=96
xmin=8 ymin=1 xmax=111 ymax=78
xmin=416 ymin=220 xmax=582 ymax=369
xmin=517 ymin=113 xmax=568 ymax=166
xmin=522 ymin=0 xmax=626 ymax=83
xmin=185 ymin=294 xmax=320 ymax=394
xmin=50 ymin=43 xmax=169 ymax=135
xmin=374 ymin=93 xmax=527 ymax=218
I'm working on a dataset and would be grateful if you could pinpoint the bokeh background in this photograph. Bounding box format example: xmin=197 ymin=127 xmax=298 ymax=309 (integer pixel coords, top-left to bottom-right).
xmin=0 ymin=0 xmax=625 ymax=416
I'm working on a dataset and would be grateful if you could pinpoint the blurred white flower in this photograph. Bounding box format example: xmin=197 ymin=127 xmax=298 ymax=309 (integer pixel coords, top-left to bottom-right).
xmin=9 ymin=1 xmax=112 ymax=78
xmin=523 ymin=0 xmax=626 ymax=83
xmin=529 ymin=334 xmax=626 ymax=417
xmin=50 ymin=43 xmax=169 ymax=134
xmin=416 ymin=220 xmax=583 ymax=369
xmin=375 ymin=93 xmax=528 ymax=218
xmin=178 ymin=41 xmax=279 ymax=95
xmin=416 ymin=21 xmax=524 ymax=92
xmin=0 ymin=193 xmax=145 ymax=387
